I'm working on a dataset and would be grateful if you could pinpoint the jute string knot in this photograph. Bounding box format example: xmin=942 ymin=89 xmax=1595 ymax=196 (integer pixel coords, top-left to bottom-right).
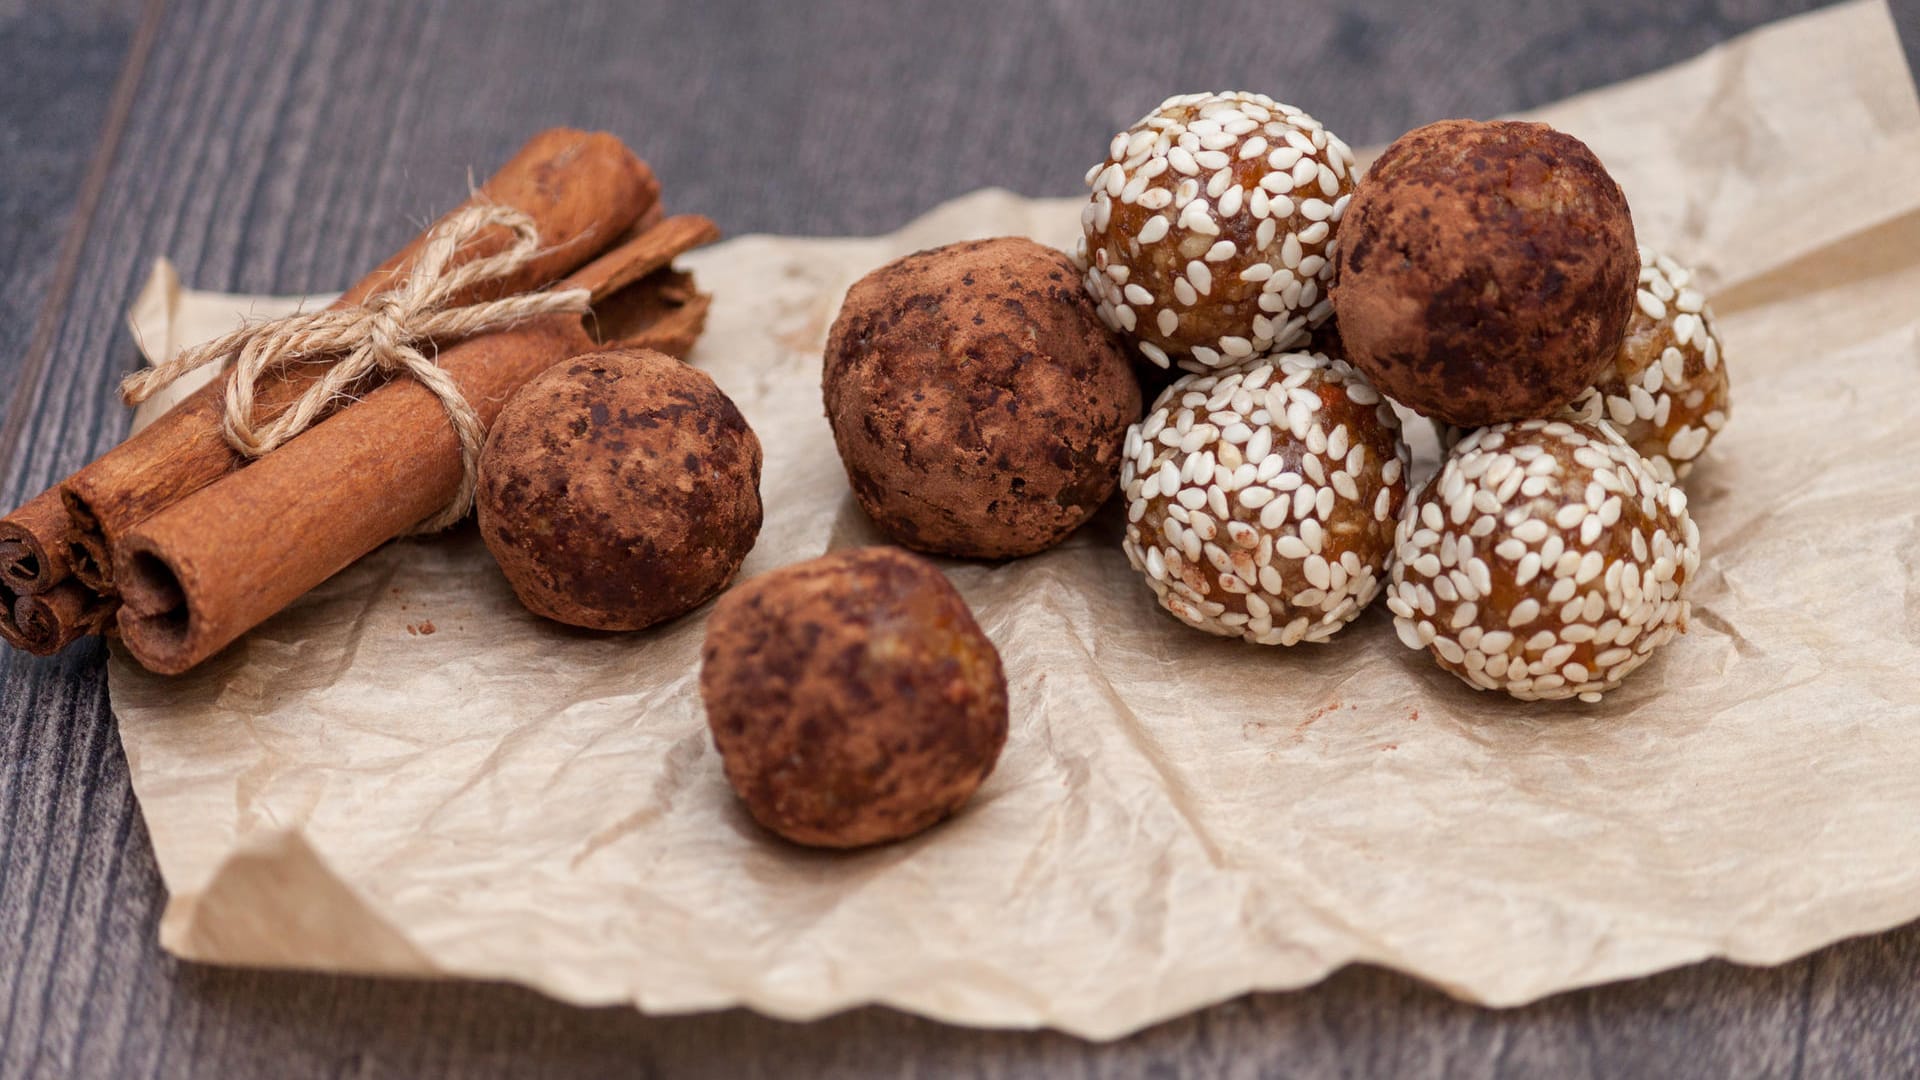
xmin=121 ymin=204 xmax=591 ymax=532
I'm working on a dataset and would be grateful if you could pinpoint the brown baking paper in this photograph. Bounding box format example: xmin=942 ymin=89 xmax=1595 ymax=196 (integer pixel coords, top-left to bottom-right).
xmin=109 ymin=0 xmax=1920 ymax=1038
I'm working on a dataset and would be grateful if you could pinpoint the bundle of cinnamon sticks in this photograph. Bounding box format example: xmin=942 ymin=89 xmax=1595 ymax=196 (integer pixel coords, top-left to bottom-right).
xmin=0 ymin=128 xmax=720 ymax=674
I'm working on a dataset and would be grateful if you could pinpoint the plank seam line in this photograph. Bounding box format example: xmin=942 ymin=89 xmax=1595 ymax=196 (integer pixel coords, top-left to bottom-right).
xmin=0 ymin=0 xmax=169 ymax=499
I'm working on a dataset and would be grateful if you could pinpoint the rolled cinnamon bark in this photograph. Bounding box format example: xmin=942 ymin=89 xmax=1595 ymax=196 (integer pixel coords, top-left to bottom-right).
xmin=2 ymin=580 xmax=113 ymax=655
xmin=115 ymin=216 xmax=718 ymax=675
xmin=0 ymin=487 xmax=74 ymax=594
xmin=61 ymin=127 xmax=659 ymax=588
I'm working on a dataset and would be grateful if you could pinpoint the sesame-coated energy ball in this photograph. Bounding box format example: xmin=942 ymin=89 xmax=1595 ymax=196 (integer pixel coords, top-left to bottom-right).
xmin=1079 ymin=92 xmax=1358 ymax=374
xmin=823 ymin=238 xmax=1141 ymax=560
xmin=1565 ymin=248 xmax=1730 ymax=483
xmin=1388 ymin=419 xmax=1699 ymax=702
xmin=1333 ymin=119 xmax=1639 ymax=427
xmin=701 ymin=547 xmax=1009 ymax=849
xmin=477 ymin=348 xmax=763 ymax=631
xmin=1121 ymin=352 xmax=1409 ymax=645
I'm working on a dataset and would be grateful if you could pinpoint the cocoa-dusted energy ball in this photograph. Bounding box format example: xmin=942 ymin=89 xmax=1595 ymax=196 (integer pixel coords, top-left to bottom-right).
xmin=1388 ymin=419 xmax=1699 ymax=702
xmin=701 ymin=547 xmax=1009 ymax=848
xmin=823 ymin=237 xmax=1140 ymax=559
xmin=1122 ymin=352 xmax=1409 ymax=645
xmin=1565 ymin=248 xmax=1730 ymax=483
xmin=1079 ymin=91 xmax=1357 ymax=373
xmin=477 ymin=348 xmax=763 ymax=630
xmin=1333 ymin=119 xmax=1639 ymax=427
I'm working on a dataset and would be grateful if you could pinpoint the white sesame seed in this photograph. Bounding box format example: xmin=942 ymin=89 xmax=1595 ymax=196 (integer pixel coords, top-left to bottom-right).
xmin=1259 ymin=564 xmax=1285 ymax=594
xmin=1300 ymin=516 xmax=1325 ymax=552
xmin=1303 ymin=555 xmax=1332 ymax=589
xmin=1510 ymin=519 xmax=1548 ymax=544
xmin=1281 ymin=232 xmax=1303 ymax=268
xmin=1157 ymin=459 xmax=1181 ymax=491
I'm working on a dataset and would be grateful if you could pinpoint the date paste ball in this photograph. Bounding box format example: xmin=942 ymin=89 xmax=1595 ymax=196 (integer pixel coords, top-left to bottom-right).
xmin=1565 ymin=247 xmax=1730 ymax=483
xmin=1333 ymin=119 xmax=1638 ymax=427
xmin=823 ymin=237 xmax=1140 ymax=559
xmin=477 ymin=348 xmax=763 ymax=631
xmin=1388 ymin=419 xmax=1699 ymax=702
xmin=1122 ymin=352 xmax=1409 ymax=645
xmin=1079 ymin=91 xmax=1357 ymax=373
xmin=701 ymin=547 xmax=1009 ymax=848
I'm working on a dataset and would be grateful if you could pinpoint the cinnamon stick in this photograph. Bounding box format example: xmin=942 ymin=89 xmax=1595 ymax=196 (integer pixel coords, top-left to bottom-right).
xmin=1 ymin=580 xmax=114 ymax=655
xmin=115 ymin=216 xmax=718 ymax=675
xmin=0 ymin=487 xmax=74 ymax=593
xmin=598 ymin=272 xmax=711 ymax=357
xmin=60 ymin=128 xmax=660 ymax=588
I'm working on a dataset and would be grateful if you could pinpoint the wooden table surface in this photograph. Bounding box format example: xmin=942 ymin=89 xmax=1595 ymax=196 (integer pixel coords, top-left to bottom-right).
xmin=3 ymin=1 xmax=1919 ymax=1076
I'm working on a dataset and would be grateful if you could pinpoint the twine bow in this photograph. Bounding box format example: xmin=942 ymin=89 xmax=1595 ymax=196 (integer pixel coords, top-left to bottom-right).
xmin=121 ymin=204 xmax=592 ymax=532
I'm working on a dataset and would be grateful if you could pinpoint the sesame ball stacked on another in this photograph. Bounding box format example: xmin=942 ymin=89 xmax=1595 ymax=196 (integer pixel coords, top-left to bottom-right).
xmin=1078 ymin=92 xmax=1358 ymax=374
xmin=1565 ymin=248 xmax=1731 ymax=483
xmin=1388 ymin=419 xmax=1700 ymax=702
xmin=1121 ymin=352 xmax=1410 ymax=645
xmin=1331 ymin=119 xmax=1639 ymax=427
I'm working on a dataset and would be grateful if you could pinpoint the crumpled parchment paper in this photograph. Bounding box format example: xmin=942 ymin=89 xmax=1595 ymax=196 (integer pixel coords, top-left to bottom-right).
xmin=108 ymin=0 xmax=1920 ymax=1039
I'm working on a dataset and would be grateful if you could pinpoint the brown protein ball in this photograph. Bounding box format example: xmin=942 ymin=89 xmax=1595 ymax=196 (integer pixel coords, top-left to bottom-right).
xmin=823 ymin=237 xmax=1140 ymax=559
xmin=1564 ymin=247 xmax=1731 ymax=483
xmin=1078 ymin=91 xmax=1358 ymax=374
xmin=1121 ymin=352 xmax=1409 ymax=644
xmin=477 ymin=348 xmax=763 ymax=631
xmin=1387 ymin=419 xmax=1699 ymax=702
xmin=701 ymin=547 xmax=1009 ymax=849
xmin=1333 ymin=119 xmax=1639 ymax=427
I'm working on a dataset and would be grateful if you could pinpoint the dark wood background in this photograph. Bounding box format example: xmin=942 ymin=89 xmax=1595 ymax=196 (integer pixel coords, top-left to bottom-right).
xmin=3 ymin=1 xmax=1918 ymax=1076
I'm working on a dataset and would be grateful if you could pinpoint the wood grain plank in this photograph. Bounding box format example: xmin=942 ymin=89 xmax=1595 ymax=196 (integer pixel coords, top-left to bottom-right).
xmin=0 ymin=0 xmax=149 ymax=493
xmin=2 ymin=1 xmax=1917 ymax=1078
